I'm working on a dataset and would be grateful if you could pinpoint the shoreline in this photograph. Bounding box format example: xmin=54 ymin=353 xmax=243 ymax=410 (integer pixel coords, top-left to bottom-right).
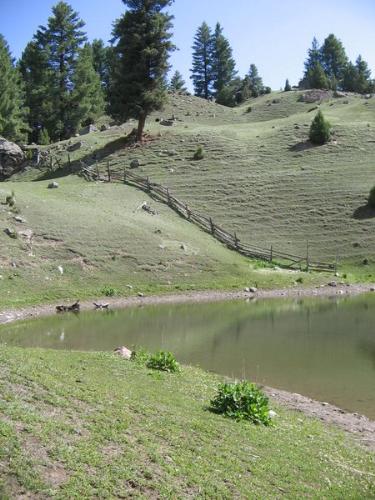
xmin=1 ymin=283 xmax=374 ymax=450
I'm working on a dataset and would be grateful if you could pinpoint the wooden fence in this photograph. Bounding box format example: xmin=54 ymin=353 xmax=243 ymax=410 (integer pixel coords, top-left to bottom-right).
xmin=94 ymin=166 xmax=335 ymax=273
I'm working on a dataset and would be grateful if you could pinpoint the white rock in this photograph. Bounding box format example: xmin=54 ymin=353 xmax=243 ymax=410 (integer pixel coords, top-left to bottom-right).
xmin=58 ymin=265 xmax=64 ymax=275
xmin=268 ymin=410 xmax=278 ymax=419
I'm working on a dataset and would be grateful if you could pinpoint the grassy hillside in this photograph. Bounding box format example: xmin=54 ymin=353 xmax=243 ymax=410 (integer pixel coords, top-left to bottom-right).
xmin=29 ymin=89 xmax=373 ymax=266
xmin=0 ymin=347 xmax=374 ymax=498
xmin=0 ymin=177 xmax=308 ymax=309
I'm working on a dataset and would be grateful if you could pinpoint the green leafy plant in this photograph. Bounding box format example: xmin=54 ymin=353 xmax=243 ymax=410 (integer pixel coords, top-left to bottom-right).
xmin=101 ymin=286 xmax=116 ymax=297
xmin=130 ymin=347 xmax=151 ymax=365
xmin=146 ymin=351 xmax=181 ymax=373
xmin=368 ymin=185 xmax=375 ymax=208
xmin=193 ymin=145 xmax=204 ymax=160
xmin=210 ymin=381 xmax=272 ymax=425
xmin=309 ymin=110 xmax=331 ymax=145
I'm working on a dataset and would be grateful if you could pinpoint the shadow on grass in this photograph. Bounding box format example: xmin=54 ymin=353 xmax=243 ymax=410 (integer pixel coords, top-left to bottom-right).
xmin=289 ymin=141 xmax=320 ymax=152
xmin=352 ymin=205 xmax=375 ymax=220
xmin=32 ymin=135 xmax=134 ymax=182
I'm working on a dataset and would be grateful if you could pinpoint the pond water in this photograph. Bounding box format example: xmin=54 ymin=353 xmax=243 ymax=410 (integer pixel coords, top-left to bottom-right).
xmin=1 ymin=295 xmax=374 ymax=419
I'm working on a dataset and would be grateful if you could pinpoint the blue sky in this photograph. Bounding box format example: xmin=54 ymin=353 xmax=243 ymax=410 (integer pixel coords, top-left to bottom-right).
xmin=1 ymin=0 xmax=375 ymax=90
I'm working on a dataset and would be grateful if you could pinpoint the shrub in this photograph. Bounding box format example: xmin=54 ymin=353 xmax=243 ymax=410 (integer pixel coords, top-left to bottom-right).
xmin=309 ymin=110 xmax=331 ymax=145
xmin=5 ymin=191 xmax=16 ymax=207
xmin=130 ymin=347 xmax=151 ymax=365
xmin=101 ymin=286 xmax=116 ymax=297
xmin=146 ymin=351 xmax=180 ymax=373
xmin=246 ymin=106 xmax=252 ymax=113
xmin=38 ymin=128 xmax=50 ymax=145
xmin=368 ymin=185 xmax=375 ymax=208
xmin=193 ymin=145 xmax=204 ymax=161
xmin=210 ymin=381 xmax=271 ymax=425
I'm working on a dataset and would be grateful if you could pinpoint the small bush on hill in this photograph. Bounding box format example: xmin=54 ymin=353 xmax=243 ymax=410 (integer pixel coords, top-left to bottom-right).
xmin=210 ymin=381 xmax=271 ymax=425
xmin=368 ymin=185 xmax=375 ymax=208
xmin=5 ymin=191 xmax=15 ymax=207
xmin=193 ymin=145 xmax=204 ymax=160
xmin=101 ymin=286 xmax=116 ymax=297
xmin=309 ymin=110 xmax=331 ymax=145
xmin=146 ymin=351 xmax=180 ymax=373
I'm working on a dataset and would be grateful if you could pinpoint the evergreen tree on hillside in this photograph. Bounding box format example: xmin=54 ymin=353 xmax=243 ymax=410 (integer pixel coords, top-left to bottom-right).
xmin=247 ymin=64 xmax=263 ymax=97
xmin=71 ymin=44 xmax=105 ymax=132
xmin=36 ymin=1 xmax=86 ymax=140
xmin=191 ymin=22 xmax=213 ymax=99
xmin=91 ymin=38 xmax=111 ymax=92
xmin=0 ymin=35 xmax=28 ymax=142
xmin=19 ymin=41 xmax=54 ymax=143
xmin=354 ymin=55 xmax=372 ymax=94
xmin=109 ymin=0 xmax=175 ymax=142
xmin=320 ymin=34 xmax=348 ymax=88
xmin=284 ymin=79 xmax=291 ymax=91
xmin=309 ymin=110 xmax=331 ymax=145
xmin=303 ymin=37 xmax=321 ymax=75
xmin=169 ymin=70 xmax=187 ymax=92
xmin=211 ymin=23 xmax=236 ymax=96
xmin=305 ymin=62 xmax=329 ymax=89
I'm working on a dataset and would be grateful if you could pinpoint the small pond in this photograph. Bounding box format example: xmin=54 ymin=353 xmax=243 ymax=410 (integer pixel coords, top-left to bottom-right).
xmin=1 ymin=294 xmax=374 ymax=419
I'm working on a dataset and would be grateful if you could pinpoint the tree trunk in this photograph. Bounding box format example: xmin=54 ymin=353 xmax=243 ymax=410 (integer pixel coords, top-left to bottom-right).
xmin=137 ymin=112 xmax=147 ymax=142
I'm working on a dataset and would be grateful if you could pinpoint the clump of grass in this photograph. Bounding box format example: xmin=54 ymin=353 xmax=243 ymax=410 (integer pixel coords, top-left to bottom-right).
xmin=210 ymin=381 xmax=271 ymax=426
xmin=146 ymin=351 xmax=181 ymax=373
xmin=101 ymin=286 xmax=117 ymax=297
xmin=5 ymin=191 xmax=16 ymax=207
xmin=193 ymin=145 xmax=204 ymax=161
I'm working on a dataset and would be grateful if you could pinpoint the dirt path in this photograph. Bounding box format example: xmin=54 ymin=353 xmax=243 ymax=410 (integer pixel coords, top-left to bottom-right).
xmin=1 ymin=283 xmax=374 ymax=450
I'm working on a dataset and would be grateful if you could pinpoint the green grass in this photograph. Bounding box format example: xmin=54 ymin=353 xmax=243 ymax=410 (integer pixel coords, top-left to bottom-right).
xmin=0 ymin=176 xmax=319 ymax=309
xmin=0 ymin=347 xmax=374 ymax=498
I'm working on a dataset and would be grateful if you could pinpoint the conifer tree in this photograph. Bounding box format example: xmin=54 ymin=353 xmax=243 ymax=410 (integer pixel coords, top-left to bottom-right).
xmin=71 ymin=44 xmax=105 ymax=132
xmin=211 ymin=23 xmax=236 ymax=96
xmin=36 ymin=1 xmax=86 ymax=140
xmin=0 ymin=35 xmax=28 ymax=142
xmin=284 ymin=79 xmax=291 ymax=91
xmin=247 ymin=64 xmax=263 ymax=97
xmin=309 ymin=110 xmax=331 ymax=145
xmin=191 ymin=22 xmax=213 ymax=99
xmin=304 ymin=37 xmax=321 ymax=75
xmin=109 ymin=0 xmax=175 ymax=142
xmin=19 ymin=41 xmax=53 ymax=143
xmin=169 ymin=70 xmax=187 ymax=92
xmin=354 ymin=55 xmax=372 ymax=94
xmin=91 ymin=38 xmax=111 ymax=92
xmin=320 ymin=34 xmax=348 ymax=87
xmin=305 ymin=62 xmax=329 ymax=89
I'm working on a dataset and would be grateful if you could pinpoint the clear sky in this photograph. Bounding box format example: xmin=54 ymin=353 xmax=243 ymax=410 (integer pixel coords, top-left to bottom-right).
xmin=1 ymin=0 xmax=375 ymax=90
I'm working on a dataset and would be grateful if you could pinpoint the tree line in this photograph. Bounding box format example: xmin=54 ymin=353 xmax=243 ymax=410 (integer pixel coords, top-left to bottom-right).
xmin=0 ymin=0 xmax=374 ymax=146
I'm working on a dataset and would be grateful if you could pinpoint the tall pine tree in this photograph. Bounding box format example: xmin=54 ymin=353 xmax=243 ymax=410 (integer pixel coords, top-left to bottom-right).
xmin=36 ymin=1 xmax=87 ymax=140
xmin=211 ymin=23 xmax=236 ymax=96
xmin=355 ymin=55 xmax=372 ymax=94
xmin=0 ymin=35 xmax=28 ymax=142
xmin=247 ymin=64 xmax=263 ymax=97
xmin=70 ymin=44 xmax=105 ymax=132
xmin=320 ymin=34 xmax=348 ymax=88
xmin=91 ymin=38 xmax=111 ymax=93
xmin=109 ymin=0 xmax=175 ymax=142
xmin=191 ymin=22 xmax=213 ymax=99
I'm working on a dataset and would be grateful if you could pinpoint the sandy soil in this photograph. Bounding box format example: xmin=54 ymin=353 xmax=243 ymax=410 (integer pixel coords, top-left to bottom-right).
xmin=1 ymin=283 xmax=374 ymax=450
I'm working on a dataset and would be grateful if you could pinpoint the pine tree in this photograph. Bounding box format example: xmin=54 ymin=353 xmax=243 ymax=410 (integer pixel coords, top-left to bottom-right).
xmin=304 ymin=37 xmax=321 ymax=75
xmin=169 ymin=70 xmax=187 ymax=92
xmin=320 ymin=34 xmax=348 ymax=88
xmin=284 ymin=79 xmax=291 ymax=91
xmin=211 ymin=23 xmax=236 ymax=96
xmin=36 ymin=1 xmax=87 ymax=140
xmin=0 ymin=35 xmax=28 ymax=142
xmin=355 ymin=55 xmax=372 ymax=94
xmin=109 ymin=0 xmax=175 ymax=142
xmin=38 ymin=128 xmax=51 ymax=145
xmin=19 ymin=40 xmax=54 ymax=143
xmin=342 ymin=62 xmax=358 ymax=92
xmin=305 ymin=62 xmax=330 ymax=89
xmin=247 ymin=64 xmax=263 ymax=97
xmin=91 ymin=38 xmax=111 ymax=92
xmin=71 ymin=44 xmax=105 ymax=133
xmin=309 ymin=110 xmax=331 ymax=145
xmin=191 ymin=22 xmax=213 ymax=99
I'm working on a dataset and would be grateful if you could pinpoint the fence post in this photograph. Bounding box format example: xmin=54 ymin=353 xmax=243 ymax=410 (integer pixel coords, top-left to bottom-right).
xmin=96 ymin=160 xmax=99 ymax=179
xmin=147 ymin=177 xmax=151 ymax=192
xmin=306 ymin=240 xmax=310 ymax=272
xmin=123 ymin=168 xmax=127 ymax=184
xmin=209 ymin=217 xmax=215 ymax=235
xmin=234 ymin=232 xmax=239 ymax=249
xmin=186 ymin=204 xmax=191 ymax=220
xmin=270 ymin=245 xmax=273 ymax=263
xmin=107 ymin=161 xmax=111 ymax=182
xmin=166 ymin=188 xmax=171 ymax=205
xmin=68 ymin=153 xmax=71 ymax=167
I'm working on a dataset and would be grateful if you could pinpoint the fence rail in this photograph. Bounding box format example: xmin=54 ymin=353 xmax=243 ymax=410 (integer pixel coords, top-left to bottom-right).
xmin=93 ymin=166 xmax=335 ymax=273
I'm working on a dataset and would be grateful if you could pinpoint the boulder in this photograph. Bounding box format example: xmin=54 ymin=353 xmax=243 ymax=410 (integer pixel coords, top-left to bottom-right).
xmin=48 ymin=181 xmax=59 ymax=189
xmin=68 ymin=141 xmax=83 ymax=152
xmin=114 ymin=346 xmax=132 ymax=359
xmin=0 ymin=137 xmax=25 ymax=179
xmin=79 ymin=124 xmax=97 ymax=135
xmin=160 ymin=120 xmax=174 ymax=127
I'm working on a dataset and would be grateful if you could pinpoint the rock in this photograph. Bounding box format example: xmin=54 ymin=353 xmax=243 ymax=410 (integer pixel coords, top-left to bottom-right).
xmin=67 ymin=141 xmax=82 ymax=152
xmin=167 ymin=150 xmax=177 ymax=156
xmin=14 ymin=216 xmax=26 ymax=223
xmin=114 ymin=346 xmax=132 ymax=360
xmin=370 ymin=287 xmax=375 ymax=292
xmin=48 ymin=181 xmax=59 ymax=189
xmin=249 ymin=287 xmax=258 ymax=293
xmin=130 ymin=159 xmax=140 ymax=169
xmin=100 ymin=124 xmax=111 ymax=131
xmin=244 ymin=287 xmax=250 ymax=293
xmin=137 ymin=292 xmax=144 ymax=298
xmin=0 ymin=137 xmax=25 ymax=179
xmin=79 ymin=124 xmax=97 ymax=135
xmin=4 ymin=228 xmax=17 ymax=239
xmin=57 ymin=266 xmax=64 ymax=275
xmin=160 ymin=120 xmax=174 ymax=127
xmin=328 ymin=281 xmax=337 ymax=287
xmin=126 ymin=284 xmax=133 ymax=289
xmin=268 ymin=410 xmax=278 ymax=419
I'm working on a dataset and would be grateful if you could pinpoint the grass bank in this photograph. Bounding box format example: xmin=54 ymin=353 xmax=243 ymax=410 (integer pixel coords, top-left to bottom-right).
xmin=0 ymin=347 xmax=374 ymax=498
